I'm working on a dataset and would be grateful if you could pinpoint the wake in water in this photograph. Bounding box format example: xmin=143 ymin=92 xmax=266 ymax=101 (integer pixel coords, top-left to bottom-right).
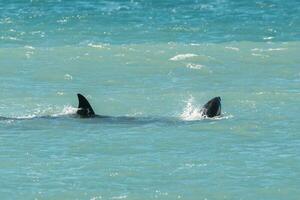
xmin=0 ymin=105 xmax=78 ymax=121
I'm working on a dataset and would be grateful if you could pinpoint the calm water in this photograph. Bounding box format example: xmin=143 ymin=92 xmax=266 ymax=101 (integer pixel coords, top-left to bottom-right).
xmin=0 ymin=1 xmax=300 ymax=199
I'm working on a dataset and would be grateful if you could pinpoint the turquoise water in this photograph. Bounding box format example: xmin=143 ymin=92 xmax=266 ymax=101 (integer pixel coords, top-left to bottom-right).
xmin=1 ymin=1 xmax=300 ymax=199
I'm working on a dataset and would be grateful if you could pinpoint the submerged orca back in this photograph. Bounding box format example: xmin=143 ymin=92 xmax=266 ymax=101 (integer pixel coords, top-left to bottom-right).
xmin=77 ymin=93 xmax=95 ymax=117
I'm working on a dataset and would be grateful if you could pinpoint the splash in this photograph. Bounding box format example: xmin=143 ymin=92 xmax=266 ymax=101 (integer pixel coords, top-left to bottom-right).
xmin=51 ymin=105 xmax=78 ymax=117
xmin=180 ymin=96 xmax=204 ymax=121
xmin=180 ymin=96 xmax=233 ymax=121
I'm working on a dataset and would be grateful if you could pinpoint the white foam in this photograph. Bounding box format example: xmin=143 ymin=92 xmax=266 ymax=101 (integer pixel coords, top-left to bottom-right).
xmin=180 ymin=96 xmax=233 ymax=121
xmin=225 ymin=46 xmax=240 ymax=51
xmin=189 ymin=43 xmax=201 ymax=46
xmin=180 ymin=96 xmax=204 ymax=121
xmin=0 ymin=36 xmax=20 ymax=41
xmin=57 ymin=18 xmax=68 ymax=24
xmin=24 ymin=45 xmax=35 ymax=50
xmin=88 ymin=43 xmax=108 ymax=49
xmin=267 ymin=48 xmax=287 ymax=51
xmin=90 ymin=196 xmax=102 ymax=200
xmin=15 ymin=114 xmax=36 ymax=119
xmin=12 ymin=105 xmax=77 ymax=119
xmin=51 ymin=105 xmax=77 ymax=117
xmin=64 ymin=74 xmax=73 ymax=80
xmin=186 ymin=63 xmax=204 ymax=70
xmin=251 ymin=48 xmax=287 ymax=52
xmin=263 ymin=36 xmax=274 ymax=40
xmin=251 ymin=48 xmax=263 ymax=52
xmin=126 ymin=112 xmax=143 ymax=117
xmin=251 ymin=53 xmax=269 ymax=58
xmin=169 ymin=54 xmax=198 ymax=61
xmin=111 ymin=195 xmax=127 ymax=200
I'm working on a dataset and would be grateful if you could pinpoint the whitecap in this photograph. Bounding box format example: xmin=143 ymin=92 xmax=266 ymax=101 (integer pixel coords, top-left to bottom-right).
xmin=267 ymin=48 xmax=287 ymax=51
xmin=251 ymin=48 xmax=263 ymax=52
xmin=109 ymin=172 xmax=119 ymax=177
xmin=169 ymin=54 xmax=198 ymax=61
xmin=88 ymin=43 xmax=110 ymax=49
xmin=88 ymin=43 xmax=104 ymax=48
xmin=186 ymin=63 xmax=204 ymax=70
xmin=111 ymin=195 xmax=127 ymax=200
xmin=225 ymin=46 xmax=240 ymax=51
xmin=251 ymin=53 xmax=269 ymax=58
xmin=263 ymin=36 xmax=274 ymax=40
xmin=24 ymin=45 xmax=35 ymax=50
xmin=189 ymin=43 xmax=201 ymax=46
xmin=90 ymin=196 xmax=102 ymax=200
xmin=57 ymin=18 xmax=68 ymax=24
xmin=0 ymin=36 xmax=20 ymax=41
xmin=251 ymin=48 xmax=287 ymax=52
xmin=64 ymin=74 xmax=73 ymax=80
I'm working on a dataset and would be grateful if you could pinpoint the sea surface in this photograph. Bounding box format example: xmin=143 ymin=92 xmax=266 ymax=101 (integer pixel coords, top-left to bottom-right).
xmin=0 ymin=1 xmax=300 ymax=199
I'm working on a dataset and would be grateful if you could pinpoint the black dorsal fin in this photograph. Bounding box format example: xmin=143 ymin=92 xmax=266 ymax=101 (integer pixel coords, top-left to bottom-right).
xmin=77 ymin=93 xmax=95 ymax=117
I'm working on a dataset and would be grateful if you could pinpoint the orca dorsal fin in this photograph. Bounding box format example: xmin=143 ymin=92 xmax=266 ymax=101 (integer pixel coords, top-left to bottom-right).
xmin=77 ymin=93 xmax=95 ymax=117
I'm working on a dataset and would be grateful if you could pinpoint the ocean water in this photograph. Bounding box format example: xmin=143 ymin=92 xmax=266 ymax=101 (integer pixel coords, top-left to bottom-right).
xmin=0 ymin=0 xmax=300 ymax=199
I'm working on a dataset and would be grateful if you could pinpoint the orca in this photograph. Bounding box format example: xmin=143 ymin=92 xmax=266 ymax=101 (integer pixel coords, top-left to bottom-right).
xmin=0 ymin=94 xmax=222 ymax=121
xmin=200 ymin=96 xmax=221 ymax=118
xmin=76 ymin=93 xmax=221 ymax=118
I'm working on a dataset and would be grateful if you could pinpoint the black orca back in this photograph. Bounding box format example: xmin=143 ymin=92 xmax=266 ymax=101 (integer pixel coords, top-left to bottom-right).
xmin=77 ymin=93 xmax=95 ymax=117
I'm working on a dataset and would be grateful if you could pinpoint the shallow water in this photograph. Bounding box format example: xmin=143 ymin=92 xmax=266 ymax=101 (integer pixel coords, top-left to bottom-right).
xmin=0 ymin=1 xmax=300 ymax=199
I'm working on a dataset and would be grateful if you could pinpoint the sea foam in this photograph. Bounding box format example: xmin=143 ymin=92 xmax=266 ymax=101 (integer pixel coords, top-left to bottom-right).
xmin=169 ymin=54 xmax=198 ymax=61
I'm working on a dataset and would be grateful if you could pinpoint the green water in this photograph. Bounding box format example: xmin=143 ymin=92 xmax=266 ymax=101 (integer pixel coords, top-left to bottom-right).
xmin=1 ymin=1 xmax=300 ymax=199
